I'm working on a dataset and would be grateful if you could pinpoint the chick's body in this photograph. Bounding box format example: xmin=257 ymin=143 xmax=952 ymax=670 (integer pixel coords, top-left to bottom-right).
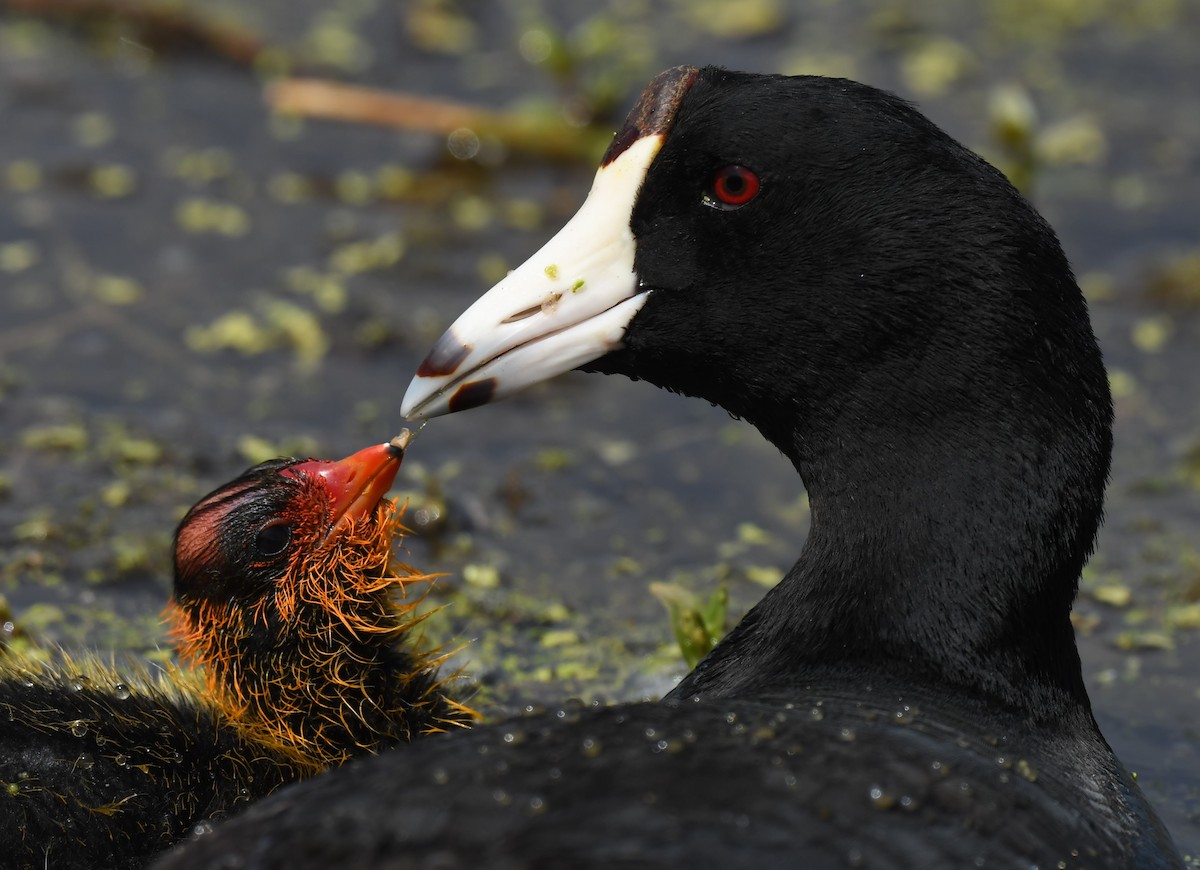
xmin=0 ymin=438 xmax=473 ymax=869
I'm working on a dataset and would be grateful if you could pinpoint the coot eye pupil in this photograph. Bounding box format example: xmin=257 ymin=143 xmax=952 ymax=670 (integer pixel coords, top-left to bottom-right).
xmin=707 ymin=165 xmax=760 ymax=209
xmin=255 ymin=522 xmax=292 ymax=558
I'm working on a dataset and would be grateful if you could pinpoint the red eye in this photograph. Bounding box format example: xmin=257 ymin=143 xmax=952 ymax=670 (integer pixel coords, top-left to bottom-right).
xmin=707 ymin=165 xmax=760 ymax=209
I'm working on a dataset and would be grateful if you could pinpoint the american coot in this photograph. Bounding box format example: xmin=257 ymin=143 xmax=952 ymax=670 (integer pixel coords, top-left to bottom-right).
xmin=157 ymin=67 xmax=1182 ymax=868
xmin=1 ymin=434 xmax=474 ymax=870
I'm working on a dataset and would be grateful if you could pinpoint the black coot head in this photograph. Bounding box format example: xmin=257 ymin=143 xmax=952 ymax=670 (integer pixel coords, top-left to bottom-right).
xmin=603 ymin=70 xmax=1108 ymax=477
xmin=401 ymin=66 xmax=1112 ymax=712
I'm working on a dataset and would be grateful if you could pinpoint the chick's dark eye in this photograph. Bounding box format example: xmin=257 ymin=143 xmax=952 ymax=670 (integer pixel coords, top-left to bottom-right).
xmin=706 ymin=164 xmax=760 ymax=209
xmin=254 ymin=521 xmax=292 ymax=558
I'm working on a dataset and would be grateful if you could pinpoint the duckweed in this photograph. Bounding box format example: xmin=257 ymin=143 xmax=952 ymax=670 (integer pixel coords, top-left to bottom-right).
xmin=3 ymin=160 xmax=42 ymax=192
xmin=73 ymin=112 xmax=114 ymax=148
xmin=185 ymin=303 xmax=328 ymax=368
xmin=267 ymin=172 xmax=313 ymax=203
xmin=175 ymin=198 xmax=251 ymax=236
xmin=21 ymin=424 xmax=88 ymax=453
xmin=745 ymin=565 xmax=785 ymax=588
xmin=334 ymin=170 xmax=375 ymax=205
xmin=0 ymin=241 xmax=39 ymax=273
xmin=90 ymin=275 xmax=144 ymax=306
xmin=1115 ymin=630 xmax=1174 ymax=651
xmin=477 ymin=253 xmax=510 ymax=284
xmin=1091 ymin=585 xmax=1133 ymax=608
xmin=1038 ymin=117 xmax=1107 ymax=166
xmin=1132 ymin=317 xmax=1172 ymax=353
xmin=901 ymin=38 xmax=974 ymax=97
xmin=463 ymin=564 xmax=501 ymax=589
xmin=89 ymin=165 xmax=137 ymax=199
xmin=405 ymin=2 xmax=477 ymax=54
xmin=328 ymin=232 xmax=406 ymax=275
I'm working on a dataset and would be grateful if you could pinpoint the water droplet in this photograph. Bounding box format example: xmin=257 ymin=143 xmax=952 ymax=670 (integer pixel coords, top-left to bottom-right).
xmin=652 ymin=739 xmax=669 ymax=754
xmin=868 ymin=785 xmax=895 ymax=810
xmin=808 ymin=706 xmax=824 ymax=721
xmin=644 ymin=727 xmax=657 ymax=739
xmin=431 ymin=768 xmax=449 ymax=785
xmin=838 ymin=727 xmax=856 ymax=742
xmin=528 ymin=796 xmax=546 ymax=815
xmin=492 ymin=789 xmax=511 ymax=806
xmin=114 ymin=754 xmax=129 ymax=768
xmin=447 ymin=127 xmax=481 ymax=161
xmin=75 ymin=753 xmax=95 ymax=771
xmin=581 ymin=737 xmax=602 ymax=758
xmin=113 ymin=683 xmax=130 ymax=701
xmin=503 ymin=732 xmax=515 ymax=744
xmin=995 ymin=755 xmax=1012 ymax=770
xmin=191 ymin=820 xmax=215 ymax=838
xmin=69 ymin=720 xmax=88 ymax=738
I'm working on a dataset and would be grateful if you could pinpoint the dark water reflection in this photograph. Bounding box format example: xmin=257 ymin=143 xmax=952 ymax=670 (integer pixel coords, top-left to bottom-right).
xmin=1 ymin=0 xmax=1197 ymax=856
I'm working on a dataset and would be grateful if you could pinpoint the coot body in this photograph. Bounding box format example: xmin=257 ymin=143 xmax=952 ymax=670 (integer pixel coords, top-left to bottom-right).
xmin=156 ymin=67 xmax=1182 ymax=869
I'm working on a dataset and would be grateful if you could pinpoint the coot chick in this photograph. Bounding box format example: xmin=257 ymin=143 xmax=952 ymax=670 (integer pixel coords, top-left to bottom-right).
xmin=159 ymin=67 xmax=1182 ymax=868
xmin=1 ymin=433 xmax=473 ymax=869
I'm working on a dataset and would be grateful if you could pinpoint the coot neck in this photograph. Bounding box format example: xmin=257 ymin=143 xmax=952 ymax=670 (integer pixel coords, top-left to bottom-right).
xmin=673 ymin=368 xmax=1106 ymax=727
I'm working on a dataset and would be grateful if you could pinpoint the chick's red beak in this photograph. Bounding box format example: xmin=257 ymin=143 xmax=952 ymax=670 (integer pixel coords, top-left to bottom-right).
xmin=286 ymin=439 xmax=406 ymax=540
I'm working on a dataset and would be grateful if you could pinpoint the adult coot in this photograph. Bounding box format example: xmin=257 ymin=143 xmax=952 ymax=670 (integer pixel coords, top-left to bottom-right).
xmin=1 ymin=434 xmax=473 ymax=869
xmin=156 ymin=67 xmax=1182 ymax=868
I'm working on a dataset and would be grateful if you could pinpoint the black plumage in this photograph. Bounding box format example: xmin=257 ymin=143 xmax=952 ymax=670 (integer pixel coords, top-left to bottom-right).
xmin=158 ymin=68 xmax=1182 ymax=868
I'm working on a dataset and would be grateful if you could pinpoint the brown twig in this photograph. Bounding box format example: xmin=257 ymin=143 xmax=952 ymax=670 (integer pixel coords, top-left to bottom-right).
xmin=267 ymin=78 xmax=610 ymax=163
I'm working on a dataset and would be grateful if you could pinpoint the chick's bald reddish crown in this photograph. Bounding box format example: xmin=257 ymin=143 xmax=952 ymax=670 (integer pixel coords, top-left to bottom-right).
xmin=173 ymin=459 xmax=329 ymax=607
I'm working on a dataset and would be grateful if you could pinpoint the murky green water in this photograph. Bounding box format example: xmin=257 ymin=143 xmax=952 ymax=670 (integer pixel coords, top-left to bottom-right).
xmin=1 ymin=0 xmax=1197 ymax=856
